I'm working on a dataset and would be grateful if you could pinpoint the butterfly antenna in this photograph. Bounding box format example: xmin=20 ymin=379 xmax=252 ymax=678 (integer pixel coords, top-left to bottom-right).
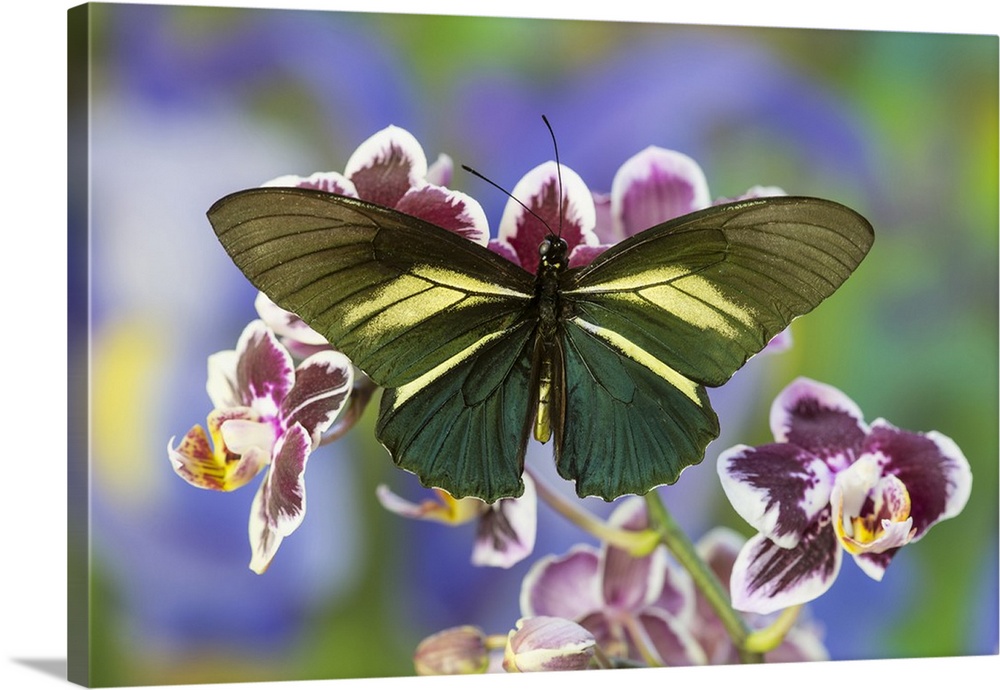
xmin=542 ymin=115 xmax=564 ymax=239
xmin=462 ymin=164 xmax=554 ymax=235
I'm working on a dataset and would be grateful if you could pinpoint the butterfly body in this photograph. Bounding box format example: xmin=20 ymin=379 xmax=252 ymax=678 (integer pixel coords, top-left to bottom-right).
xmin=209 ymin=188 xmax=873 ymax=503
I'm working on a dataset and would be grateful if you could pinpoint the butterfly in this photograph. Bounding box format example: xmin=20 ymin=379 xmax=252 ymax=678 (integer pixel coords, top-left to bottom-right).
xmin=208 ymin=187 xmax=873 ymax=503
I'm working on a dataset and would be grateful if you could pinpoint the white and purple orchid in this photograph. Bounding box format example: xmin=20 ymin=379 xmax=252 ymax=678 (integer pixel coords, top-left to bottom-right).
xmin=263 ymin=124 xmax=489 ymax=245
xmin=489 ymin=146 xmax=720 ymax=272
xmin=518 ymin=498 xmax=828 ymax=667
xmin=718 ymin=377 xmax=972 ymax=614
xmin=691 ymin=527 xmax=829 ymax=663
xmin=519 ymin=497 xmax=706 ymax=666
xmin=376 ymin=473 xmax=537 ymax=569
xmin=168 ymin=320 xmax=354 ymax=573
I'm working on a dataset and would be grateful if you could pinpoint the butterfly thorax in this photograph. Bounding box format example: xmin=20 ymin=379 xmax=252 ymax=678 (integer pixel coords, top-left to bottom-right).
xmin=532 ymin=234 xmax=568 ymax=444
xmin=534 ymin=234 xmax=569 ymax=334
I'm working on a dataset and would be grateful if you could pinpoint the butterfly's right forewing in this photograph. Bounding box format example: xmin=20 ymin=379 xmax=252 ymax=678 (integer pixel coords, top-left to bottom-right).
xmin=209 ymin=188 xmax=536 ymax=388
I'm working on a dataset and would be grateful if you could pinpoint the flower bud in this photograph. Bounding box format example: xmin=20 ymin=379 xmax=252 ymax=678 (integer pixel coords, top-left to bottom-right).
xmin=413 ymin=625 xmax=489 ymax=675
xmin=502 ymin=616 xmax=596 ymax=672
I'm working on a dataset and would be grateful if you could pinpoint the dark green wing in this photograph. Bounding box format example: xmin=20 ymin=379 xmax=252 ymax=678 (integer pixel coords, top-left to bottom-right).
xmin=553 ymin=196 xmax=872 ymax=499
xmin=554 ymin=319 xmax=719 ymax=500
xmin=376 ymin=319 xmax=538 ymax=501
xmin=208 ymin=187 xmax=536 ymax=387
xmin=562 ymin=196 xmax=874 ymax=386
xmin=208 ymin=187 xmax=539 ymax=501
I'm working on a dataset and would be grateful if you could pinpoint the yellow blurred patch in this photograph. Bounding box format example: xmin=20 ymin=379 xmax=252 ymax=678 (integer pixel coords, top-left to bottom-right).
xmin=92 ymin=319 xmax=171 ymax=506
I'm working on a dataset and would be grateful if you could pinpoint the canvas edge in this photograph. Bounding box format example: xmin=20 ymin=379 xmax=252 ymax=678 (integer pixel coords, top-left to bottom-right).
xmin=68 ymin=3 xmax=92 ymax=687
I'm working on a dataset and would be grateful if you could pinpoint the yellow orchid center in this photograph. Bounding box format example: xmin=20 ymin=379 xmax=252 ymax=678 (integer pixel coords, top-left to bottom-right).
xmin=834 ymin=463 xmax=915 ymax=555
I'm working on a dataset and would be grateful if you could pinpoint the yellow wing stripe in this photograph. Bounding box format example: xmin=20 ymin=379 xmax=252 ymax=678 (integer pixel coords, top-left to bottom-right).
xmin=390 ymin=327 xmax=515 ymax=410
xmin=566 ymin=258 xmax=759 ymax=340
xmin=570 ymin=316 xmax=702 ymax=404
xmin=409 ymin=265 xmax=533 ymax=299
xmin=639 ymin=274 xmax=758 ymax=337
xmin=566 ymin=264 xmax=691 ymax=293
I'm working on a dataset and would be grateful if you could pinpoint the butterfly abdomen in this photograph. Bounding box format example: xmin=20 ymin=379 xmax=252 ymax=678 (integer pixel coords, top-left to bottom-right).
xmin=531 ymin=234 xmax=571 ymax=445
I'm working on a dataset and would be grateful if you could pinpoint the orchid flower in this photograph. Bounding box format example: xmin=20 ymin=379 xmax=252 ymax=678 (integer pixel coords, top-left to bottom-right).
xmin=718 ymin=377 xmax=972 ymax=614
xmin=377 ymin=473 xmax=537 ymax=568
xmin=168 ymin=321 xmax=354 ymax=572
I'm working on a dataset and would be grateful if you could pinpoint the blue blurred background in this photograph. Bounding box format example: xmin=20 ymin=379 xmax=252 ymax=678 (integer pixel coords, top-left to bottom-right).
xmin=72 ymin=3 xmax=997 ymax=685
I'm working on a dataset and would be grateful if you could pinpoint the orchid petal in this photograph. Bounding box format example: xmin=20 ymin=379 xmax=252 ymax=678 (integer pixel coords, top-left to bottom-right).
xmin=345 ymin=124 xmax=428 ymax=207
xmin=375 ymin=485 xmax=483 ymax=525
xmin=600 ymin=497 xmax=667 ymax=611
xmin=692 ymin=527 xmax=745 ymax=625
xmin=247 ymin=423 xmax=311 ymax=574
xmin=205 ymin=349 xmax=239 ymax=409
xmin=769 ymin=377 xmax=868 ymax=469
xmin=487 ymin=238 xmax=519 ymax=265
xmin=830 ymin=457 xmax=915 ymax=571
xmin=567 ymin=243 xmax=609 ymax=268
xmin=261 ymin=170 xmax=358 ymax=197
xmin=248 ymin=479 xmax=282 ymax=574
xmin=218 ymin=417 xmax=276 ymax=456
xmin=498 ymin=162 xmax=597 ymax=272
xmin=281 ymin=350 xmax=354 ymax=445
xmin=263 ymin=423 xmax=311 ymax=536
xmin=730 ymin=520 xmax=842 ymax=615
xmin=610 ymin=147 xmax=710 ymax=238
xmin=764 ymin=621 xmax=830 ymax=663
xmin=472 ymin=473 xmax=537 ymax=568
xmin=590 ymin=191 xmax=616 ymax=243
xmin=862 ymin=419 xmax=972 ymax=541
xmin=646 ymin=551 xmax=696 ymax=623
xmin=638 ymin=609 xmax=707 ymax=666
xmin=413 ymin=626 xmax=489 ymax=675
xmin=234 ymin=320 xmax=294 ymax=417
xmin=254 ymin=292 xmax=329 ymax=347
xmin=167 ymin=408 xmax=267 ymax=491
xmin=520 ymin=545 xmax=603 ymax=619
xmin=425 ymin=153 xmax=453 ymax=187
xmin=396 ymin=182 xmax=490 ymax=246
xmin=713 ymin=185 xmax=787 ymax=205
xmin=717 ymin=442 xmax=835 ymax=548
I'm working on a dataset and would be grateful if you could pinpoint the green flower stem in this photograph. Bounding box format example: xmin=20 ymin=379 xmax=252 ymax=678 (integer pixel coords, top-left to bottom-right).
xmin=642 ymin=491 xmax=763 ymax=664
xmin=591 ymin=645 xmax=614 ymax=670
xmin=527 ymin=468 xmax=660 ymax=556
xmin=484 ymin=634 xmax=508 ymax=651
xmin=743 ymin=605 xmax=802 ymax=654
xmin=623 ymin=616 xmax=662 ymax=667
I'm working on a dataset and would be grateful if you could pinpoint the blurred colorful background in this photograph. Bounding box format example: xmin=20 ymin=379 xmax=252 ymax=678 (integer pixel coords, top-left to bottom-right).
xmin=70 ymin=2 xmax=997 ymax=685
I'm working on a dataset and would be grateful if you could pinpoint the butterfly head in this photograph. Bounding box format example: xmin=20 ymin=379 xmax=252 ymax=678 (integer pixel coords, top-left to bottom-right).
xmin=538 ymin=234 xmax=569 ymax=271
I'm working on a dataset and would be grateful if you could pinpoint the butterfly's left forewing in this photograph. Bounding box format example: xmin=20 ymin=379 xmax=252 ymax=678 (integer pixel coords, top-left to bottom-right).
xmin=563 ymin=197 xmax=874 ymax=387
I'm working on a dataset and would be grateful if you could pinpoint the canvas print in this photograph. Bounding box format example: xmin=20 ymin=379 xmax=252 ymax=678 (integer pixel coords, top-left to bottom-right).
xmin=67 ymin=2 xmax=998 ymax=687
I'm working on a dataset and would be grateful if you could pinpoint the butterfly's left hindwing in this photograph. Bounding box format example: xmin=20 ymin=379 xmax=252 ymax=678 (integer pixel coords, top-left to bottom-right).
xmin=554 ymin=318 xmax=719 ymax=499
